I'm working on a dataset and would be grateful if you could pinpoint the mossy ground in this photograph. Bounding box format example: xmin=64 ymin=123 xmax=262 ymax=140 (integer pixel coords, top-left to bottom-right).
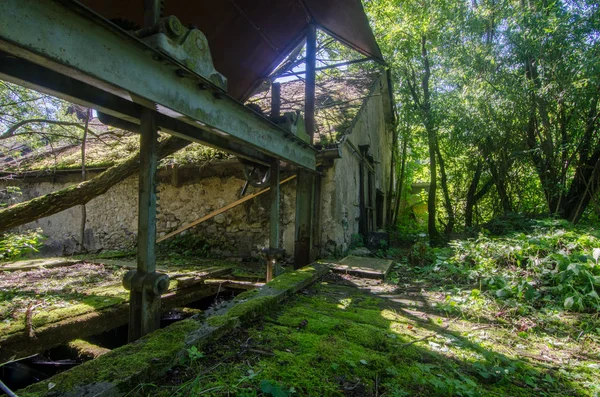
xmin=0 ymin=256 xmax=242 ymax=338
xmin=128 ymin=270 xmax=598 ymax=397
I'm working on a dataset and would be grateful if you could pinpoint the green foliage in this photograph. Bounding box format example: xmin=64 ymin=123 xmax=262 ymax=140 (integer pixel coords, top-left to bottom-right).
xmin=425 ymin=219 xmax=600 ymax=312
xmin=408 ymin=239 xmax=436 ymax=267
xmin=349 ymin=233 xmax=364 ymax=249
xmin=0 ymin=229 xmax=45 ymax=261
xmin=367 ymin=0 xmax=600 ymax=230
xmin=260 ymin=380 xmax=295 ymax=397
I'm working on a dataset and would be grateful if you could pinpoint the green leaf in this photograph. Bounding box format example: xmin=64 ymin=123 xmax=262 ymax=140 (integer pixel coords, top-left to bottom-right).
xmin=564 ymin=296 xmax=574 ymax=310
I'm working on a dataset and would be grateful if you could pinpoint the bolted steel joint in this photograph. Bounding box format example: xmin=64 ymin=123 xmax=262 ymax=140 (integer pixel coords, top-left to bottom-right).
xmin=123 ymin=270 xmax=170 ymax=296
xmin=164 ymin=15 xmax=183 ymax=38
xmin=143 ymin=272 xmax=170 ymax=295
xmin=260 ymin=247 xmax=286 ymax=262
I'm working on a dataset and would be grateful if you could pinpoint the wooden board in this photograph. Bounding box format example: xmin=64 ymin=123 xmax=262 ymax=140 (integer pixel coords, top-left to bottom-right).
xmin=330 ymin=255 xmax=393 ymax=279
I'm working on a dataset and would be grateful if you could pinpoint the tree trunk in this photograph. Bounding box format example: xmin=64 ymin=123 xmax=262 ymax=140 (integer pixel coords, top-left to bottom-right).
xmin=436 ymin=142 xmax=454 ymax=235
xmin=386 ymin=124 xmax=399 ymax=225
xmin=420 ymin=35 xmax=441 ymax=244
xmin=0 ymin=136 xmax=190 ymax=233
xmin=465 ymin=160 xmax=483 ymax=228
xmin=393 ymin=128 xmax=409 ymax=225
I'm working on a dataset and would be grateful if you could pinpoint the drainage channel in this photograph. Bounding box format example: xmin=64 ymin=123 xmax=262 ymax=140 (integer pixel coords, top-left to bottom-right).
xmin=0 ymin=289 xmax=240 ymax=394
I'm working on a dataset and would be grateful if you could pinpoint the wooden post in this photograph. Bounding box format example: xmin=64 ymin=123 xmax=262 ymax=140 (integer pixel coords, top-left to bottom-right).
xmin=294 ymin=24 xmax=317 ymax=268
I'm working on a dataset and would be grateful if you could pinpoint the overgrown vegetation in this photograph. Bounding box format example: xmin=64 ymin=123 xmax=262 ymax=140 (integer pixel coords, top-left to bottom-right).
xmin=366 ymin=0 xmax=600 ymax=240
xmin=0 ymin=186 xmax=45 ymax=261
xmin=129 ymin=271 xmax=598 ymax=396
xmin=397 ymin=218 xmax=600 ymax=314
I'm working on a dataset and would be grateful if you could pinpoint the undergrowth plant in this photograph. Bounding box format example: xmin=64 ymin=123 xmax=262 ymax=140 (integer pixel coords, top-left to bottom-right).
xmin=0 ymin=229 xmax=45 ymax=261
xmin=427 ymin=219 xmax=600 ymax=312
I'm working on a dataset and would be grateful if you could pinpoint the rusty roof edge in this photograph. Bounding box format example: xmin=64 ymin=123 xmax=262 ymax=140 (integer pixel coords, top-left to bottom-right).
xmin=317 ymin=25 xmax=386 ymax=66
xmin=342 ymin=70 xmax=387 ymax=137
xmin=301 ymin=0 xmax=386 ymax=66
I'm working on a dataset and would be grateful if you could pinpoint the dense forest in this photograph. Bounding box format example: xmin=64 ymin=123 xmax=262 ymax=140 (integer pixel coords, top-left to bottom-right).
xmin=365 ymin=0 xmax=599 ymax=241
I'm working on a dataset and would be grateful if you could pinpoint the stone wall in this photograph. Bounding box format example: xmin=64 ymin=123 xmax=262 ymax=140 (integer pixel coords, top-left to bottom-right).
xmin=1 ymin=162 xmax=296 ymax=258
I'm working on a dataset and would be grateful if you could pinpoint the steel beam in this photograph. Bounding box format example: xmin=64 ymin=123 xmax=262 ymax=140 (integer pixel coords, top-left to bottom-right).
xmin=0 ymin=53 xmax=271 ymax=166
xmin=0 ymin=0 xmax=316 ymax=170
xmin=127 ymin=109 xmax=161 ymax=341
xmin=294 ymin=24 xmax=317 ymax=268
xmin=269 ymin=160 xmax=281 ymax=279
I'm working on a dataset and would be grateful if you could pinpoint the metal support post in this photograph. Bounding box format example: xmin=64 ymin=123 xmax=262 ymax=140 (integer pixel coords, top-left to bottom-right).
xmin=293 ymin=24 xmax=317 ymax=268
xmin=294 ymin=170 xmax=315 ymax=268
xmin=271 ymin=82 xmax=281 ymax=119
xmin=124 ymin=108 xmax=169 ymax=342
xmin=267 ymin=160 xmax=281 ymax=280
xmin=304 ymin=24 xmax=317 ymax=146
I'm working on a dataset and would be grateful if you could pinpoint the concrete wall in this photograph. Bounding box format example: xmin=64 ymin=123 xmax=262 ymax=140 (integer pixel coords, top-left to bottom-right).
xmin=1 ymin=74 xmax=394 ymax=260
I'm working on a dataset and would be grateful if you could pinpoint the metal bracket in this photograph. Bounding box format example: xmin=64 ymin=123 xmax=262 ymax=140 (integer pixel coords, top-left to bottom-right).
xmin=123 ymin=270 xmax=170 ymax=296
xmin=123 ymin=269 xmax=170 ymax=340
xmin=270 ymin=111 xmax=309 ymax=143
xmin=137 ymin=16 xmax=227 ymax=91
xmin=239 ymin=159 xmax=271 ymax=188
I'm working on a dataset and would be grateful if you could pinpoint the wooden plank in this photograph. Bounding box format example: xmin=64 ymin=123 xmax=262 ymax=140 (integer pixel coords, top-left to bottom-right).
xmin=0 ymin=266 xmax=230 ymax=363
xmin=204 ymin=279 xmax=265 ymax=290
xmin=330 ymin=255 xmax=393 ymax=280
xmin=0 ymin=283 xmax=220 ymax=364
xmin=0 ymin=258 xmax=79 ymax=272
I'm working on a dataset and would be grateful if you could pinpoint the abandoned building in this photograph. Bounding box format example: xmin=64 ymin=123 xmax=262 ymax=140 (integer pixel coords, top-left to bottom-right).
xmin=0 ymin=0 xmax=397 ymax=394
xmin=1 ymin=71 xmax=395 ymax=259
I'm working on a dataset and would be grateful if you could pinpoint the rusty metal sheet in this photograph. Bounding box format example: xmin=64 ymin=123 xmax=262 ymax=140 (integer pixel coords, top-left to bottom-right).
xmin=77 ymin=0 xmax=383 ymax=102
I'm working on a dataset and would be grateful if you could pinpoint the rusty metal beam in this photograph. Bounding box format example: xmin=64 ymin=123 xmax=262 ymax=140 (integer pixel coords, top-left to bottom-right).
xmin=0 ymin=0 xmax=316 ymax=170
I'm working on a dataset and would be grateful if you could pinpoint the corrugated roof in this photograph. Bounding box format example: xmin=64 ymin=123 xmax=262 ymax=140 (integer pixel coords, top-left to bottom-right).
xmin=78 ymin=0 xmax=384 ymax=101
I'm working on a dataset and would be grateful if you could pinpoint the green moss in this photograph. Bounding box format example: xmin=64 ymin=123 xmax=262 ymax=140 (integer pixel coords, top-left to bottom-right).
xmin=226 ymin=296 xmax=277 ymax=321
xmin=266 ymin=265 xmax=320 ymax=291
xmin=233 ymin=288 xmax=259 ymax=302
xmin=206 ymin=314 xmax=235 ymax=328
xmin=138 ymin=280 xmax=594 ymax=397
xmin=20 ymin=319 xmax=200 ymax=396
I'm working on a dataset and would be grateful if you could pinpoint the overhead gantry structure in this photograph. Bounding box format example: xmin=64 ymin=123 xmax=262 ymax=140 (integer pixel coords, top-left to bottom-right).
xmin=0 ymin=0 xmax=384 ymax=341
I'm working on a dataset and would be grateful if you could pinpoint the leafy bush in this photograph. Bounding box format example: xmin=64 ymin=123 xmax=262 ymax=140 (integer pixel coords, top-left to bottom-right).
xmin=0 ymin=229 xmax=46 ymax=261
xmin=434 ymin=219 xmax=600 ymax=312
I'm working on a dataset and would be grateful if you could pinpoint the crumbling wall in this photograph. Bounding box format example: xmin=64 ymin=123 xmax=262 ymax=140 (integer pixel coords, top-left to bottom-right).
xmin=1 ymin=166 xmax=296 ymax=258
xmin=318 ymin=73 xmax=394 ymax=256
xmin=1 ymin=74 xmax=394 ymax=260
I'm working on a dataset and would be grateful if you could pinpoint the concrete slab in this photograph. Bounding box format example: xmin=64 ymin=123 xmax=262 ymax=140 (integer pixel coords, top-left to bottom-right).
xmin=330 ymin=255 xmax=393 ymax=279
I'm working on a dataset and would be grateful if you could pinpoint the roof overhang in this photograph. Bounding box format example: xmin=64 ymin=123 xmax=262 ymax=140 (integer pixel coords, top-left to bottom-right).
xmin=79 ymin=0 xmax=385 ymax=101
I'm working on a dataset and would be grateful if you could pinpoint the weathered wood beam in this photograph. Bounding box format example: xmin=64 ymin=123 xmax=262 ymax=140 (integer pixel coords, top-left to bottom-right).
xmin=156 ymin=175 xmax=297 ymax=243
